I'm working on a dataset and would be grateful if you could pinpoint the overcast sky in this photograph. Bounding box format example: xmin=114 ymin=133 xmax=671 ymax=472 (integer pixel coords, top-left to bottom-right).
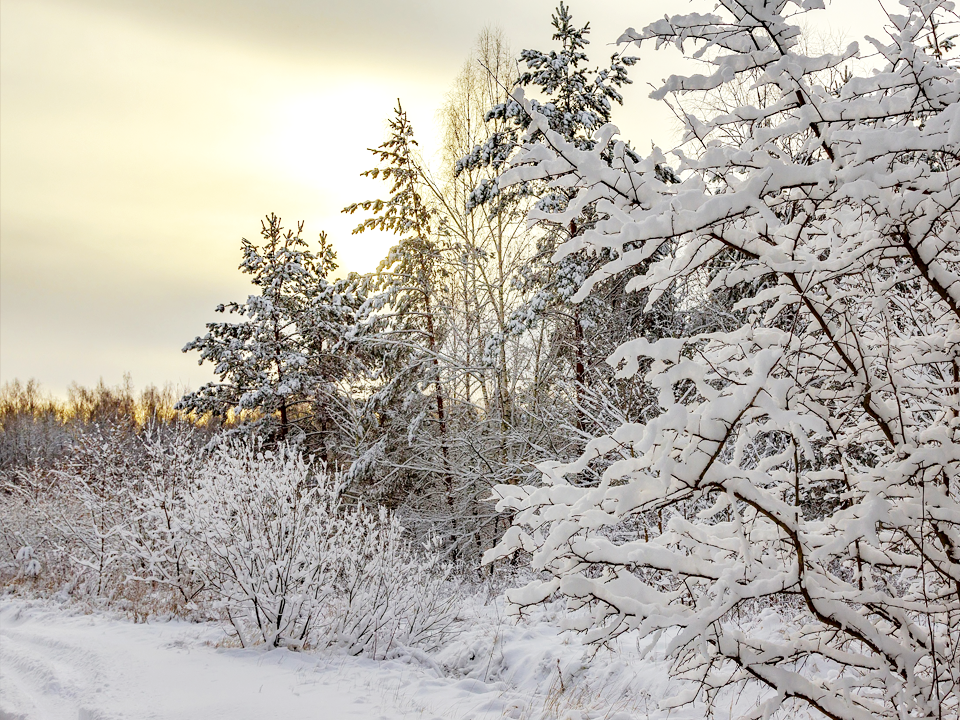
xmin=0 ymin=0 xmax=888 ymax=398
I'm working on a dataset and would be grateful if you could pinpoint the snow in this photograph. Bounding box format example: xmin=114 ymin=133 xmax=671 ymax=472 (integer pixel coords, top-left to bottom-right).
xmin=0 ymin=595 xmax=696 ymax=720
xmin=2 ymin=599 xmax=428 ymax=720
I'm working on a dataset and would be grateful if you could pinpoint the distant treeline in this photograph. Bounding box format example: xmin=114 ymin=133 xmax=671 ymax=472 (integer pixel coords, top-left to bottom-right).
xmin=0 ymin=377 xmax=225 ymax=471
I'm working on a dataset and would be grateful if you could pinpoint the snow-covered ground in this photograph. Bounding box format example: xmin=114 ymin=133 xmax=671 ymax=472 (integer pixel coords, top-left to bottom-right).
xmin=0 ymin=595 xmax=690 ymax=720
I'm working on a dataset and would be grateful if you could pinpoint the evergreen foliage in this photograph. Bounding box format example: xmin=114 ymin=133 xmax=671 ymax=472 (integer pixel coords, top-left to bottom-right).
xmin=343 ymin=103 xmax=458 ymax=535
xmin=177 ymin=214 xmax=358 ymax=449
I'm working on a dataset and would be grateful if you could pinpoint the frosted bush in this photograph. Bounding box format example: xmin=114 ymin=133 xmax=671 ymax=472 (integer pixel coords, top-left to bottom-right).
xmin=181 ymin=443 xmax=336 ymax=647
xmin=120 ymin=426 xmax=204 ymax=606
xmin=52 ymin=423 xmax=149 ymax=599
xmin=182 ymin=441 xmax=457 ymax=653
xmin=323 ymin=511 xmax=457 ymax=657
xmin=2 ymin=432 xmax=457 ymax=652
xmin=0 ymin=463 xmax=109 ymax=596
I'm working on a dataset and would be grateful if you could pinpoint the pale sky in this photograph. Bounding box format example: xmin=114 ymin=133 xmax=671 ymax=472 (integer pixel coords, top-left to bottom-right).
xmin=0 ymin=0 xmax=887 ymax=398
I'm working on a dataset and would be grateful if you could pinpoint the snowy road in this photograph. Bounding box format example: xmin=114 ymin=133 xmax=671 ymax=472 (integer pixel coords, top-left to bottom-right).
xmin=0 ymin=600 xmax=519 ymax=720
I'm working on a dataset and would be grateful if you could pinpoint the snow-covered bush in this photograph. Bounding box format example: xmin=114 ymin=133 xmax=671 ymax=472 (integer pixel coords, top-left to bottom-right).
xmin=1 ymin=419 xmax=200 ymax=612
xmin=120 ymin=425 xmax=204 ymax=607
xmin=182 ymin=441 xmax=457 ymax=654
xmin=1 ymin=427 xmax=457 ymax=652
xmin=55 ymin=423 xmax=142 ymax=597
xmin=0 ymin=423 xmax=143 ymax=599
xmin=323 ymin=511 xmax=457 ymax=657
xmin=181 ymin=442 xmax=336 ymax=648
xmin=0 ymin=467 xmax=58 ymax=586
xmin=487 ymin=2 xmax=960 ymax=719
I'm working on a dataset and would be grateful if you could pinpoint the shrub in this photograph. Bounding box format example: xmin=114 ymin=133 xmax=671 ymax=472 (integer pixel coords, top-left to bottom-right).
xmin=181 ymin=441 xmax=458 ymax=654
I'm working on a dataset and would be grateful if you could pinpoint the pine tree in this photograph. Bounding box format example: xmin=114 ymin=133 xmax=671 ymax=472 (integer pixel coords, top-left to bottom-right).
xmin=458 ymin=2 xmax=641 ymax=194
xmin=343 ymin=103 xmax=457 ymax=538
xmin=461 ymin=4 xmax=668 ymax=440
xmin=177 ymin=214 xmax=347 ymax=443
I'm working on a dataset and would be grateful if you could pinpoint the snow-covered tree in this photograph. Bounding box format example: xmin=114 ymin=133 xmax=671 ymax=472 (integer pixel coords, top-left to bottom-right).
xmin=460 ymin=3 xmax=675 ymax=443
xmin=178 ymin=214 xmax=352 ymax=443
xmin=298 ymin=268 xmax=368 ymax=464
xmin=417 ymin=29 xmax=540 ymax=558
xmin=487 ymin=1 xmax=960 ymax=718
xmin=434 ymin=29 xmax=527 ymax=448
xmin=459 ymin=2 xmax=638 ymax=198
xmin=343 ymin=104 xmax=459 ymax=531
xmin=0 ymin=380 xmax=70 ymax=471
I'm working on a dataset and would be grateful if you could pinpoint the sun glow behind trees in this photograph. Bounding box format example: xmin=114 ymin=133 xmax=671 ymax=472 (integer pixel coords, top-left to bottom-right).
xmin=0 ymin=0 xmax=437 ymax=397
xmin=0 ymin=0 xmax=888 ymax=397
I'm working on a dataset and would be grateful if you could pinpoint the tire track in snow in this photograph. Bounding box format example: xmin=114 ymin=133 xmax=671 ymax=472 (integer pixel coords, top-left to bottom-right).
xmin=0 ymin=618 xmax=111 ymax=720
